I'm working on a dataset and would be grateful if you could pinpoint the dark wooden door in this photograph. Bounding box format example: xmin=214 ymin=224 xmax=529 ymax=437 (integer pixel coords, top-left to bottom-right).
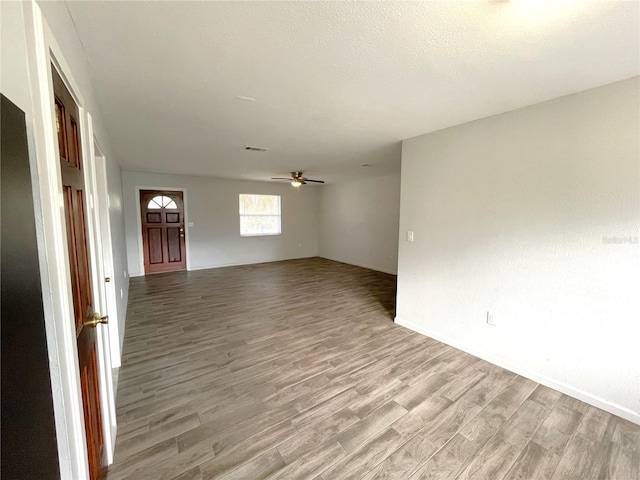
xmin=140 ymin=190 xmax=187 ymax=274
xmin=52 ymin=66 xmax=105 ymax=479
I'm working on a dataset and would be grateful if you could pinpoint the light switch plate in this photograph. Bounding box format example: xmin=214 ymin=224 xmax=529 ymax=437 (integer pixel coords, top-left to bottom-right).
xmin=407 ymin=231 xmax=414 ymax=242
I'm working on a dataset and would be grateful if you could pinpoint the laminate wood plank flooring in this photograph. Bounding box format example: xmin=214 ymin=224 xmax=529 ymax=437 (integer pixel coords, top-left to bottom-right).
xmin=108 ymin=257 xmax=639 ymax=479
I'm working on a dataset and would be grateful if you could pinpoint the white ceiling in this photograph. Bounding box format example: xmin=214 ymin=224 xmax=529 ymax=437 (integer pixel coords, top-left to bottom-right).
xmin=57 ymin=0 xmax=638 ymax=184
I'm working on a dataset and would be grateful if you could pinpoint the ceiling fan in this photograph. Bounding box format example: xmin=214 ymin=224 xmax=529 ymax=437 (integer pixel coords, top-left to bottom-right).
xmin=271 ymin=171 xmax=325 ymax=187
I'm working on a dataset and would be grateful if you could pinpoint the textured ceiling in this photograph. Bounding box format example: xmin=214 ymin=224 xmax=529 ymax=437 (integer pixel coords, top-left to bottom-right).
xmin=55 ymin=1 xmax=639 ymax=184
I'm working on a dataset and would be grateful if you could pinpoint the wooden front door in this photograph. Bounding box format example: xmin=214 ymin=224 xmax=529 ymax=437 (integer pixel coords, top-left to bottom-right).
xmin=140 ymin=190 xmax=187 ymax=274
xmin=52 ymin=66 xmax=105 ymax=479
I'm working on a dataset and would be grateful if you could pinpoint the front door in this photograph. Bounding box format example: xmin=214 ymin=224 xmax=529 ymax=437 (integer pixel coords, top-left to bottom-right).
xmin=52 ymin=66 xmax=105 ymax=479
xmin=140 ymin=190 xmax=187 ymax=274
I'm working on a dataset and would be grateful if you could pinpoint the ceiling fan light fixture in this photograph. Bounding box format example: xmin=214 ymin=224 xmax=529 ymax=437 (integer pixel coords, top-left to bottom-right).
xmin=272 ymin=171 xmax=324 ymax=187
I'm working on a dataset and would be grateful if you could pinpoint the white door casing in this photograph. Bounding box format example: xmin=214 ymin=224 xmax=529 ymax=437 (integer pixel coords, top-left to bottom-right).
xmin=134 ymin=185 xmax=191 ymax=276
xmin=93 ymin=143 xmax=122 ymax=369
xmin=84 ymin=124 xmax=117 ymax=463
xmin=21 ymin=1 xmax=117 ymax=476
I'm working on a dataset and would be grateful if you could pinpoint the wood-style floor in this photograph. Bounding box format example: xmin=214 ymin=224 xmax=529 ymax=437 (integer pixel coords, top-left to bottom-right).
xmin=108 ymin=257 xmax=639 ymax=480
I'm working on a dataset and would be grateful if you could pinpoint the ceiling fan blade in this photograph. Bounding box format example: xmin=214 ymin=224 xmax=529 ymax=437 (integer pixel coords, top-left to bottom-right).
xmin=304 ymin=179 xmax=325 ymax=183
xmin=271 ymin=177 xmax=292 ymax=180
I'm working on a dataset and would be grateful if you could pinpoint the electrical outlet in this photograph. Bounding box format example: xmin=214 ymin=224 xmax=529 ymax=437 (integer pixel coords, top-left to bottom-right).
xmin=486 ymin=311 xmax=496 ymax=326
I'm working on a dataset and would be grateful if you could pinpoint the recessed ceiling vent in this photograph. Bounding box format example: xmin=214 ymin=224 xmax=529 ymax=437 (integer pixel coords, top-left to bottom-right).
xmin=244 ymin=145 xmax=269 ymax=152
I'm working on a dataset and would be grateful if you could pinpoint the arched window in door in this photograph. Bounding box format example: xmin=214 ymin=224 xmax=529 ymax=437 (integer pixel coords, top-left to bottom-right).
xmin=147 ymin=195 xmax=177 ymax=210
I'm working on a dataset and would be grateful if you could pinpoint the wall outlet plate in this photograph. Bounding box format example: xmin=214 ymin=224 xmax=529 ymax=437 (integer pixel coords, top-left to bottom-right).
xmin=486 ymin=311 xmax=496 ymax=326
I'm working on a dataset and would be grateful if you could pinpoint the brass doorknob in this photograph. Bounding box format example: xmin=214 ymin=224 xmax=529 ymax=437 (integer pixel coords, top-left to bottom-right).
xmin=105 ymin=277 xmax=111 ymax=282
xmin=84 ymin=313 xmax=108 ymax=328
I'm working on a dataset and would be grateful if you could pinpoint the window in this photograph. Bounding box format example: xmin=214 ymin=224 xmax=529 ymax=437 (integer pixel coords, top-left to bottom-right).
xmin=148 ymin=195 xmax=177 ymax=209
xmin=239 ymin=194 xmax=281 ymax=236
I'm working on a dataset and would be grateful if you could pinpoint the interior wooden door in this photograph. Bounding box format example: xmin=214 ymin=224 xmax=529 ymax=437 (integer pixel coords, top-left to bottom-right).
xmin=52 ymin=66 xmax=105 ymax=479
xmin=140 ymin=190 xmax=187 ymax=274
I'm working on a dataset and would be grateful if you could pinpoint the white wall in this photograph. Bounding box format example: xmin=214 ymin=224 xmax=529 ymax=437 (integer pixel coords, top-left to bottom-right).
xmin=397 ymin=77 xmax=640 ymax=423
xmin=318 ymin=174 xmax=401 ymax=274
xmin=1 ymin=2 xmax=33 ymax=110
xmin=122 ymin=171 xmax=319 ymax=276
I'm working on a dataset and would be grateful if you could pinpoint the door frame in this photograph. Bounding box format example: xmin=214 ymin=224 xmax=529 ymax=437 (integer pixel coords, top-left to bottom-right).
xmin=22 ymin=2 xmax=116 ymax=477
xmin=134 ymin=186 xmax=191 ymax=275
xmin=84 ymin=131 xmax=118 ymax=462
xmin=92 ymin=141 xmax=122 ymax=370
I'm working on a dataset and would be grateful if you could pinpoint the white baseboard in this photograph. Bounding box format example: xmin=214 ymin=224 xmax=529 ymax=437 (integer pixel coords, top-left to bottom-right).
xmin=187 ymin=255 xmax=318 ymax=272
xmin=130 ymin=256 xmax=320 ymax=276
xmin=394 ymin=316 xmax=640 ymax=425
xmin=132 ymin=256 xmax=397 ymax=275
xmin=318 ymin=256 xmax=398 ymax=275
